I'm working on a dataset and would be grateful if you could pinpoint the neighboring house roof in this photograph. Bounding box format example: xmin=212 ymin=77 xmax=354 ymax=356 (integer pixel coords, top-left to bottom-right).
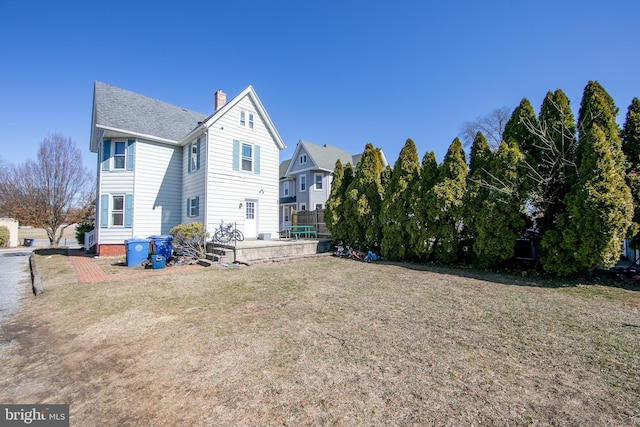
xmin=284 ymin=140 xmax=356 ymax=176
xmin=91 ymin=81 xmax=207 ymax=151
xmin=284 ymin=140 xmax=387 ymax=177
xmin=279 ymin=159 xmax=291 ymax=179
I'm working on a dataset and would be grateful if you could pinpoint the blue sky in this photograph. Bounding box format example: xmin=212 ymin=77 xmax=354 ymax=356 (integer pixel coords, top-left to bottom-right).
xmin=1 ymin=0 xmax=639 ymax=175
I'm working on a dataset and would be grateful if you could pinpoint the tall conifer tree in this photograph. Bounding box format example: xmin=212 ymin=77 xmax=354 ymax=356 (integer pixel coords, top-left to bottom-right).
xmin=343 ymin=143 xmax=384 ymax=249
xmin=473 ymin=142 xmax=527 ymax=268
xmin=410 ymin=151 xmax=439 ymax=260
xmin=464 ymin=132 xmax=492 ymax=253
xmin=429 ymin=138 xmax=468 ymax=263
xmin=380 ymin=139 xmax=420 ymax=260
xmin=622 ymin=98 xmax=640 ymax=240
xmin=324 ymin=159 xmax=344 ymax=241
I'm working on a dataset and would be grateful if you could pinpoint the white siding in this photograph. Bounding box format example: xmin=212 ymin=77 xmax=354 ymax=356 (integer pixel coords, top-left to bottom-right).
xmin=134 ymin=140 xmax=182 ymax=237
xmin=205 ymin=95 xmax=280 ymax=238
xmin=182 ymin=136 xmax=206 ymax=224
xmin=98 ymin=154 xmax=135 ymax=244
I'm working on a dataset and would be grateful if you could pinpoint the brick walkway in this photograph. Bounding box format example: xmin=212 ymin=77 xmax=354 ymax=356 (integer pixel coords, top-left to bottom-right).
xmin=68 ymin=249 xmax=109 ymax=283
xmin=67 ymin=249 xmax=200 ymax=283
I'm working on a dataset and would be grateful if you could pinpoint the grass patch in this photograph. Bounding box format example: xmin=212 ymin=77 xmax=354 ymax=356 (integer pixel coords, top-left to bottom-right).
xmin=1 ymin=255 xmax=639 ymax=425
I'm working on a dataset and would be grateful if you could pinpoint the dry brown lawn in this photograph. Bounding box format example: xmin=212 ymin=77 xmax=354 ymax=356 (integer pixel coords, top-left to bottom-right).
xmin=1 ymin=254 xmax=639 ymax=426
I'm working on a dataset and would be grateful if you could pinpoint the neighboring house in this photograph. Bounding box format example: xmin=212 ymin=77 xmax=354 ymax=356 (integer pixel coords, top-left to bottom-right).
xmin=278 ymin=140 xmax=387 ymax=229
xmin=90 ymin=81 xmax=285 ymax=255
xmin=0 ymin=218 xmax=19 ymax=247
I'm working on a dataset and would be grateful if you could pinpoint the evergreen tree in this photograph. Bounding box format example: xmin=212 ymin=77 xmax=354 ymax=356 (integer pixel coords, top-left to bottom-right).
xmin=428 ymin=138 xmax=468 ymax=263
xmin=324 ymin=159 xmax=344 ymax=241
xmin=464 ymin=132 xmax=492 ymax=254
xmin=343 ymin=143 xmax=384 ymax=250
xmin=577 ymin=81 xmax=625 ymax=175
xmin=553 ymin=125 xmax=634 ymax=273
xmin=536 ymin=89 xmax=577 ymax=236
xmin=622 ymin=98 xmax=640 ymax=167
xmin=502 ymin=98 xmax=540 ymax=159
xmin=380 ymin=139 xmax=420 ymax=260
xmin=473 ymin=142 xmax=527 ymax=268
xmin=543 ymin=82 xmax=633 ymax=275
xmin=410 ymin=151 xmax=438 ymax=260
xmin=621 ymin=98 xmax=640 ymax=240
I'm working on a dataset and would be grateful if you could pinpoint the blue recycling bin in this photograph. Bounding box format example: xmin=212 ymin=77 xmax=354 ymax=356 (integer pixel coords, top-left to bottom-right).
xmin=152 ymin=254 xmax=166 ymax=269
xmin=149 ymin=235 xmax=173 ymax=260
xmin=125 ymin=238 xmax=151 ymax=268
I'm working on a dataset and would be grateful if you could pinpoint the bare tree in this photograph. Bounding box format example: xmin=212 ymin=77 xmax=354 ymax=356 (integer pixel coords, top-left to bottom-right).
xmin=459 ymin=106 xmax=512 ymax=150
xmin=0 ymin=133 xmax=94 ymax=247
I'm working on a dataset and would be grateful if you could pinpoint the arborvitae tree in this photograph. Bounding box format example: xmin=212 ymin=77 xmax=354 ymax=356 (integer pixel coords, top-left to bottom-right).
xmin=622 ymin=98 xmax=640 ymax=167
xmin=548 ymin=125 xmax=634 ymax=274
xmin=622 ymin=98 xmax=640 ymax=241
xmin=410 ymin=151 xmax=439 ymax=260
xmin=463 ymin=132 xmax=492 ymax=254
xmin=555 ymin=82 xmax=633 ymax=274
xmin=473 ymin=142 xmax=526 ymax=268
xmin=428 ymin=138 xmax=468 ymax=263
xmin=577 ymin=81 xmax=625 ymax=175
xmin=334 ymin=162 xmax=355 ymax=244
xmin=324 ymin=159 xmax=344 ymax=241
xmin=343 ymin=143 xmax=384 ymax=250
xmin=502 ymin=98 xmax=540 ymax=193
xmin=536 ymin=89 xmax=577 ymax=236
xmin=503 ymin=98 xmax=540 ymax=159
xmin=380 ymin=139 xmax=421 ymax=260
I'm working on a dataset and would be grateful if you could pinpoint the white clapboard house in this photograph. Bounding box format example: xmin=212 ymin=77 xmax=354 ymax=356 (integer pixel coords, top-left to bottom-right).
xmin=89 ymin=81 xmax=285 ymax=255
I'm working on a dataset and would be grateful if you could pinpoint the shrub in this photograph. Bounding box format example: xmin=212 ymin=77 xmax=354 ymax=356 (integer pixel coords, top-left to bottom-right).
xmin=0 ymin=226 xmax=9 ymax=247
xmin=75 ymin=223 xmax=95 ymax=248
xmin=170 ymin=223 xmax=210 ymax=259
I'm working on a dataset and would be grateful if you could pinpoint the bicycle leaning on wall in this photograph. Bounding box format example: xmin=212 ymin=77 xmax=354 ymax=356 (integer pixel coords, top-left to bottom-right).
xmin=213 ymin=221 xmax=245 ymax=243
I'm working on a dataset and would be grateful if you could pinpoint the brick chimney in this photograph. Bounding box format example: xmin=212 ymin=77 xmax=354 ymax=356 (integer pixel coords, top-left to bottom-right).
xmin=214 ymin=90 xmax=227 ymax=111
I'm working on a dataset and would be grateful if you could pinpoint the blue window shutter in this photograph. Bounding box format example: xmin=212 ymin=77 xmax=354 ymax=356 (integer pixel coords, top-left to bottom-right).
xmin=126 ymin=140 xmax=135 ymax=171
xmin=102 ymin=140 xmax=111 ymax=171
xmin=186 ymin=198 xmax=190 ymax=217
xmin=254 ymin=145 xmax=260 ymax=174
xmin=195 ymin=196 xmax=200 ymax=216
xmin=196 ymin=138 xmax=201 ymax=170
xmin=124 ymin=194 xmax=133 ymax=228
xmin=100 ymin=194 xmax=109 ymax=228
xmin=232 ymin=140 xmax=240 ymax=171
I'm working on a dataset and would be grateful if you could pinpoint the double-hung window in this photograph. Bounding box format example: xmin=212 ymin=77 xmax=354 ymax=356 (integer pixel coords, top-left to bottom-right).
xmin=283 ymin=181 xmax=290 ymax=197
xmin=314 ymin=173 xmax=323 ymax=190
xmin=187 ymin=196 xmax=200 ymax=217
xmin=114 ymin=141 xmax=126 ymax=169
xmin=300 ymin=175 xmax=307 ymax=192
xmin=102 ymin=139 xmax=134 ymax=172
xmin=112 ymin=195 xmax=124 ymax=226
xmin=242 ymin=143 xmax=253 ymax=172
xmin=189 ymin=142 xmax=198 ymax=172
xmin=240 ymin=110 xmax=255 ymax=129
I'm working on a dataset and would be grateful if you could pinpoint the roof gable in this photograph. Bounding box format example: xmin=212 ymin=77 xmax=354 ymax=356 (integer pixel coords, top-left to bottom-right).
xmin=199 ymin=85 xmax=286 ymax=150
xmin=285 ymin=140 xmax=356 ymax=176
xmin=92 ymin=81 xmax=207 ymax=147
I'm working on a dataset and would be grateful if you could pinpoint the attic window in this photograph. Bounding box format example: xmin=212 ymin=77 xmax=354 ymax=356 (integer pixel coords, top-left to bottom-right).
xmin=240 ymin=110 xmax=255 ymax=129
xmin=299 ymin=154 xmax=307 ymax=164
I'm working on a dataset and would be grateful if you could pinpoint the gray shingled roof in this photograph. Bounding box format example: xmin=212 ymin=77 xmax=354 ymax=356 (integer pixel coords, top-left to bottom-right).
xmin=299 ymin=140 xmax=356 ymax=171
xmin=93 ymin=81 xmax=208 ymax=142
xmin=279 ymin=159 xmax=291 ymax=179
